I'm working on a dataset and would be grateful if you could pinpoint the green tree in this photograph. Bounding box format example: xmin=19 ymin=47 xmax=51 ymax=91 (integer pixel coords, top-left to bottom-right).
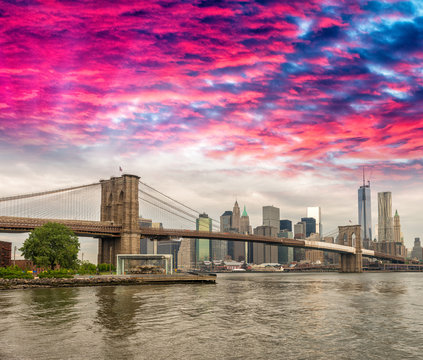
xmin=20 ymin=222 xmax=80 ymax=269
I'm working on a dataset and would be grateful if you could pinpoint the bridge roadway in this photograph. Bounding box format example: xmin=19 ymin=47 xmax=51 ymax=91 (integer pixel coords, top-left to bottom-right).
xmin=0 ymin=216 xmax=404 ymax=263
xmin=0 ymin=216 xmax=122 ymax=237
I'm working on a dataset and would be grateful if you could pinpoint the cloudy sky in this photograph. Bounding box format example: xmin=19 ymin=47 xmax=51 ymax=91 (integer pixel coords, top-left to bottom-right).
xmin=1 ymin=0 xmax=423 ymax=262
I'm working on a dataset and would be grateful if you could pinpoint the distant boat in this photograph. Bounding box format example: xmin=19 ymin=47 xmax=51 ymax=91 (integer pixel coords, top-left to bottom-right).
xmin=232 ymin=268 xmax=246 ymax=272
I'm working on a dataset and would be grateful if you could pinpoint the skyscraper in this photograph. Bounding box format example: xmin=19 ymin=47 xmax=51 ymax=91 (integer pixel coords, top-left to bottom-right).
xmin=240 ymin=206 xmax=251 ymax=234
xmin=358 ymin=181 xmax=372 ymax=244
xmin=263 ymin=206 xmax=280 ymax=229
xmin=411 ymin=238 xmax=423 ymax=261
xmin=301 ymin=217 xmax=316 ymax=237
xmin=233 ymin=205 xmax=250 ymax=261
xmin=393 ymin=210 xmax=402 ymax=243
xmin=220 ymin=210 xmax=232 ymax=232
xmin=232 ymin=201 xmax=240 ymax=231
xmin=196 ymin=213 xmax=212 ymax=263
xmin=306 ymin=207 xmax=321 ymax=237
xmin=280 ymin=219 xmax=292 ymax=232
xmin=294 ymin=222 xmax=306 ymax=238
xmin=378 ymin=192 xmax=393 ymax=242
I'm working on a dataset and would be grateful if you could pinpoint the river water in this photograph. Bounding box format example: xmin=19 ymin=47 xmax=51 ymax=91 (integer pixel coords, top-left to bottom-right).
xmin=1 ymin=272 xmax=422 ymax=360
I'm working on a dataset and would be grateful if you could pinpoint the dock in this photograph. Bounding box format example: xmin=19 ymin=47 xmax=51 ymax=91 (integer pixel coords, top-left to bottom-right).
xmin=0 ymin=274 xmax=216 ymax=290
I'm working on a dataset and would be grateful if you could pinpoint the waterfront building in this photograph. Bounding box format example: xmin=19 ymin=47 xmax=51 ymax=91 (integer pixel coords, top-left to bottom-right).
xmin=177 ymin=239 xmax=196 ymax=271
xmin=277 ymin=230 xmax=294 ymax=264
xmin=210 ymin=239 xmax=228 ymax=261
xmin=301 ymin=217 xmax=316 ymax=237
xmin=378 ymin=192 xmax=393 ymax=242
xmin=305 ymin=233 xmax=323 ymax=264
xmin=231 ymin=205 xmax=251 ymax=262
xmin=157 ymin=240 xmax=181 ymax=269
xmin=196 ymin=213 xmax=212 ymax=263
xmin=278 ymin=246 xmax=294 ymax=264
xmin=358 ymin=181 xmax=372 ymax=247
xmin=0 ymin=241 xmax=11 ymax=267
xmin=227 ymin=201 xmax=241 ymax=261
xmin=293 ymin=221 xmax=307 ymax=261
xmin=411 ymin=238 xmax=423 ymax=261
xmin=280 ymin=219 xmax=292 ymax=232
xmin=251 ymin=225 xmax=279 ymax=264
xmin=307 ymin=207 xmax=321 ymax=237
xmin=139 ymin=218 xmax=154 ymax=254
xmin=249 ymin=206 xmax=280 ymax=264
xmin=323 ymin=236 xmax=338 ymax=264
xmin=218 ymin=209 xmax=232 ymax=260
xmin=374 ymin=239 xmax=407 ymax=258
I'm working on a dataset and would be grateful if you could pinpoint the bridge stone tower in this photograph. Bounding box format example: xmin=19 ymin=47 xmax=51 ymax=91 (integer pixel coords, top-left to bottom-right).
xmin=98 ymin=174 xmax=140 ymax=265
xmin=338 ymin=225 xmax=362 ymax=273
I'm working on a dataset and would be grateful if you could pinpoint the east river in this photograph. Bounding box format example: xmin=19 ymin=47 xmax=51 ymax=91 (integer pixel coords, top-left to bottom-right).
xmin=1 ymin=272 xmax=422 ymax=360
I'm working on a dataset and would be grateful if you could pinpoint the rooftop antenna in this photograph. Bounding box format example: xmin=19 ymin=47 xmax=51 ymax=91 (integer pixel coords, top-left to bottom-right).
xmin=362 ymin=166 xmax=365 ymax=187
xmin=361 ymin=166 xmax=368 ymax=241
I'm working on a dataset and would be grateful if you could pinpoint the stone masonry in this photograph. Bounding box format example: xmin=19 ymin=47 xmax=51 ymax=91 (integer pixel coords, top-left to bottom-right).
xmin=98 ymin=174 xmax=140 ymax=266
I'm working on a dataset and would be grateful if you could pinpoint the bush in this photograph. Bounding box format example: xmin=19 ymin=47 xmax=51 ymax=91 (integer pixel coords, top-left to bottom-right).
xmin=0 ymin=266 xmax=33 ymax=279
xmin=97 ymin=263 xmax=116 ymax=272
xmin=77 ymin=261 xmax=97 ymax=275
xmin=38 ymin=269 xmax=75 ymax=278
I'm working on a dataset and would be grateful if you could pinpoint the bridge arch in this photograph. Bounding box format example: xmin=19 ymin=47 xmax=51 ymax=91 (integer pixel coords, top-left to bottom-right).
xmin=343 ymin=233 xmax=348 ymax=246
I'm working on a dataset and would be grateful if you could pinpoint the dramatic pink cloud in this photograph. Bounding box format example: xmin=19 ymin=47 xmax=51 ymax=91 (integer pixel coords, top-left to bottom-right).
xmin=1 ymin=0 xmax=423 ymax=180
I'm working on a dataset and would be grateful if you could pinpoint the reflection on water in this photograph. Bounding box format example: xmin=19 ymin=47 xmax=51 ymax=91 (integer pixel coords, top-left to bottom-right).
xmin=21 ymin=288 xmax=80 ymax=326
xmin=0 ymin=273 xmax=422 ymax=360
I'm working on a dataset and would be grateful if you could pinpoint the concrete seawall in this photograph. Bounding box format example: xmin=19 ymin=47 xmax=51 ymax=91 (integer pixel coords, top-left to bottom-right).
xmin=0 ymin=274 xmax=216 ymax=290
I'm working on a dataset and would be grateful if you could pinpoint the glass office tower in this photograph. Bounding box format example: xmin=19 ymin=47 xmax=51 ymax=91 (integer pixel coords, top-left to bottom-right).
xmin=358 ymin=183 xmax=372 ymax=242
xmin=196 ymin=213 xmax=212 ymax=262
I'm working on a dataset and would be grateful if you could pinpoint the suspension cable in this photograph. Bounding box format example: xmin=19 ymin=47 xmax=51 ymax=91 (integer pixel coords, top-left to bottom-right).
xmin=139 ymin=196 xmax=197 ymax=225
xmin=139 ymin=180 xmax=221 ymax=225
xmin=0 ymin=182 xmax=101 ymax=202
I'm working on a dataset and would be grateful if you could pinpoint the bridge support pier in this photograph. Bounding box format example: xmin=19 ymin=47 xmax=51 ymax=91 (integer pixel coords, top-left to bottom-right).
xmin=98 ymin=174 xmax=140 ymax=266
xmin=339 ymin=253 xmax=362 ymax=273
xmin=338 ymin=225 xmax=363 ymax=273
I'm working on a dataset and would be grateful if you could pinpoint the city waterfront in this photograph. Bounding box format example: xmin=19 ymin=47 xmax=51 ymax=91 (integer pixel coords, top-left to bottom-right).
xmin=1 ymin=272 xmax=422 ymax=360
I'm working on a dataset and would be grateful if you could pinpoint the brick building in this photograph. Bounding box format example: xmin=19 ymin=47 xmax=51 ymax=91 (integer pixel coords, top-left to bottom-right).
xmin=0 ymin=241 xmax=12 ymax=267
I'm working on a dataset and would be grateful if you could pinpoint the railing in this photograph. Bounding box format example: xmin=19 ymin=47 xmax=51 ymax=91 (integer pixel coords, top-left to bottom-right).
xmin=139 ymin=227 xmax=357 ymax=254
xmin=0 ymin=216 xmax=121 ymax=236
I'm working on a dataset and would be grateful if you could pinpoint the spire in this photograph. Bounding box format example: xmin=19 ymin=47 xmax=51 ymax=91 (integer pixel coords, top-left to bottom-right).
xmin=363 ymin=166 xmax=365 ymax=187
xmin=395 ymin=209 xmax=399 ymax=217
xmin=242 ymin=205 xmax=248 ymax=217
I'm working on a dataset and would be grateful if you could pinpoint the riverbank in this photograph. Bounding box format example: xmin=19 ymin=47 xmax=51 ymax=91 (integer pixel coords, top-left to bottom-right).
xmin=0 ymin=274 xmax=216 ymax=290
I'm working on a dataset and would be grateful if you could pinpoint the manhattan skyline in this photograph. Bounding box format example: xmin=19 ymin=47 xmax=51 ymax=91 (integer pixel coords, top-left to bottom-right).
xmin=1 ymin=0 xmax=423 ymax=260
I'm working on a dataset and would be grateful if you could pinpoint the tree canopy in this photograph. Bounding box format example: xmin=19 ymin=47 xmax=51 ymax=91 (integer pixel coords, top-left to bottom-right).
xmin=20 ymin=222 xmax=80 ymax=269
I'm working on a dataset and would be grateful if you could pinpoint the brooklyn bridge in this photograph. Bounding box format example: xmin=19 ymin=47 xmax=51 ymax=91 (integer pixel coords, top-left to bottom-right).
xmin=0 ymin=174 xmax=405 ymax=273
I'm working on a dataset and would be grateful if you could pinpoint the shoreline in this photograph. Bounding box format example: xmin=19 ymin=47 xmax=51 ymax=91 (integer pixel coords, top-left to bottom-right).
xmin=0 ymin=274 xmax=216 ymax=290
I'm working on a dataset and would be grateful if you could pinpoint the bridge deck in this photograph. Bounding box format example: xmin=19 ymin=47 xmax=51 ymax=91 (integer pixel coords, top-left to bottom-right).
xmin=0 ymin=216 xmax=121 ymax=237
xmin=0 ymin=216 xmax=404 ymax=263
